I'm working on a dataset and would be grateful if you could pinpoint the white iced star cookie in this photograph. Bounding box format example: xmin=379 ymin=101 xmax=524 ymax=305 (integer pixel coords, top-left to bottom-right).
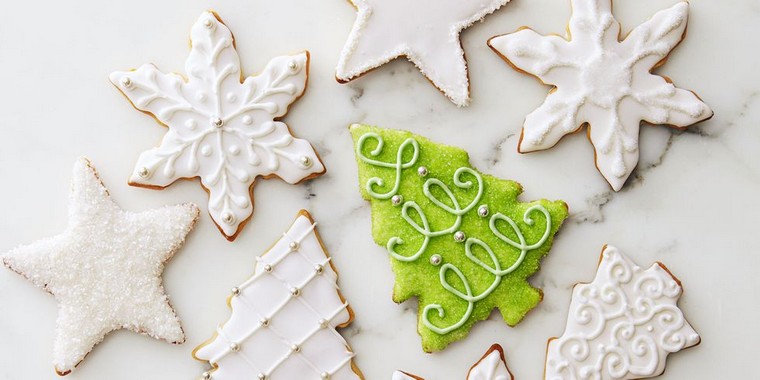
xmin=336 ymin=0 xmax=509 ymax=106
xmin=392 ymin=344 xmax=513 ymax=380
xmin=110 ymin=11 xmax=325 ymax=240
xmin=193 ymin=210 xmax=363 ymax=380
xmin=488 ymin=0 xmax=712 ymax=190
xmin=545 ymin=245 xmax=700 ymax=380
xmin=1 ymin=158 xmax=199 ymax=375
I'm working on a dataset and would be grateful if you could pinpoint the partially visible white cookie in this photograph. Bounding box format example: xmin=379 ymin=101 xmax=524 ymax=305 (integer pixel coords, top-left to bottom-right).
xmin=545 ymin=245 xmax=700 ymax=379
xmin=1 ymin=158 xmax=199 ymax=375
xmin=336 ymin=0 xmax=509 ymax=106
xmin=393 ymin=344 xmax=513 ymax=380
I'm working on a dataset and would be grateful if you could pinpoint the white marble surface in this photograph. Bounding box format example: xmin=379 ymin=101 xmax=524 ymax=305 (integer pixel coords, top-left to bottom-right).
xmin=0 ymin=0 xmax=757 ymax=379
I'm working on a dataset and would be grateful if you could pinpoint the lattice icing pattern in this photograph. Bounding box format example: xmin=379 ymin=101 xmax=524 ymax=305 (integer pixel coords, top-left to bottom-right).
xmin=193 ymin=211 xmax=361 ymax=380
xmin=545 ymin=246 xmax=700 ymax=379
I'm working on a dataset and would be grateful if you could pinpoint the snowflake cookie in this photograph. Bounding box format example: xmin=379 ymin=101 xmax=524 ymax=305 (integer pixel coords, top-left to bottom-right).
xmin=488 ymin=0 xmax=712 ymax=191
xmin=193 ymin=210 xmax=363 ymax=380
xmin=1 ymin=158 xmax=199 ymax=375
xmin=336 ymin=0 xmax=509 ymax=106
xmin=394 ymin=344 xmax=514 ymax=379
xmin=351 ymin=124 xmax=568 ymax=352
xmin=110 ymin=11 xmax=325 ymax=240
xmin=545 ymin=245 xmax=700 ymax=380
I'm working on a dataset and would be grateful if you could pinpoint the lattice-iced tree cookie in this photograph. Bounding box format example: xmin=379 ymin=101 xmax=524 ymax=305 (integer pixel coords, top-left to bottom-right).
xmin=1 ymin=158 xmax=199 ymax=375
xmin=351 ymin=125 xmax=568 ymax=352
xmin=336 ymin=0 xmax=509 ymax=106
xmin=488 ymin=0 xmax=712 ymax=191
xmin=110 ymin=11 xmax=325 ymax=240
xmin=193 ymin=210 xmax=363 ymax=380
xmin=545 ymin=245 xmax=700 ymax=379
xmin=393 ymin=344 xmax=514 ymax=379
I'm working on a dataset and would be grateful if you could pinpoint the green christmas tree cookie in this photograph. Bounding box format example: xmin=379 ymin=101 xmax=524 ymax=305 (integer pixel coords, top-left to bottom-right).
xmin=351 ymin=124 xmax=568 ymax=352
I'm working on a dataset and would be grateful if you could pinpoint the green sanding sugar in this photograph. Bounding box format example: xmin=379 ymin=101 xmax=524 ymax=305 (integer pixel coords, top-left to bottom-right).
xmin=351 ymin=124 xmax=568 ymax=352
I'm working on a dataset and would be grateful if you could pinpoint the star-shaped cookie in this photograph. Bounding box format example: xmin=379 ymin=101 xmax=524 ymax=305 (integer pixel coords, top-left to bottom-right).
xmin=488 ymin=0 xmax=712 ymax=190
xmin=110 ymin=11 xmax=325 ymax=240
xmin=336 ymin=0 xmax=509 ymax=106
xmin=1 ymin=158 xmax=199 ymax=375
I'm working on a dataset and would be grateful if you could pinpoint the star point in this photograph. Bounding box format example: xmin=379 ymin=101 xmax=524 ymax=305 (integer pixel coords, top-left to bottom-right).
xmin=2 ymin=157 xmax=199 ymax=375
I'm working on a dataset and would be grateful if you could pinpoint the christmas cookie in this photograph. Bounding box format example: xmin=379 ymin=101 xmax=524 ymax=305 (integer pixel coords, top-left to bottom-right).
xmin=336 ymin=0 xmax=509 ymax=107
xmin=394 ymin=344 xmax=513 ymax=379
xmin=545 ymin=245 xmax=700 ymax=379
xmin=488 ymin=0 xmax=712 ymax=191
xmin=193 ymin=210 xmax=363 ymax=380
xmin=110 ymin=11 xmax=325 ymax=241
xmin=1 ymin=158 xmax=199 ymax=375
xmin=351 ymin=124 xmax=568 ymax=352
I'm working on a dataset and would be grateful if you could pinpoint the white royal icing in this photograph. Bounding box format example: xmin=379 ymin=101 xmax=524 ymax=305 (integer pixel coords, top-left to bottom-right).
xmin=467 ymin=349 xmax=512 ymax=380
xmin=392 ymin=371 xmax=418 ymax=380
xmin=193 ymin=211 xmax=361 ymax=380
xmin=110 ymin=11 xmax=325 ymax=240
xmin=545 ymin=246 xmax=700 ymax=380
xmin=336 ymin=0 xmax=509 ymax=106
xmin=489 ymin=0 xmax=712 ymax=191
xmin=1 ymin=158 xmax=199 ymax=374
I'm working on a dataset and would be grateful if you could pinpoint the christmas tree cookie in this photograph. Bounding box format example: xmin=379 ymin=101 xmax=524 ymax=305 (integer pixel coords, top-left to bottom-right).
xmin=545 ymin=245 xmax=700 ymax=379
xmin=2 ymin=158 xmax=199 ymax=375
xmin=193 ymin=210 xmax=363 ymax=380
xmin=110 ymin=11 xmax=325 ymax=241
xmin=351 ymin=125 xmax=568 ymax=352
xmin=488 ymin=0 xmax=712 ymax=191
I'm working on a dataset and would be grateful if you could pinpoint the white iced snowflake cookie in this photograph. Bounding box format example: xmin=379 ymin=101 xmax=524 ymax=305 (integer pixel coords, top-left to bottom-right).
xmin=545 ymin=245 xmax=700 ymax=380
xmin=336 ymin=0 xmax=509 ymax=107
xmin=488 ymin=0 xmax=712 ymax=191
xmin=1 ymin=158 xmax=199 ymax=375
xmin=393 ymin=344 xmax=513 ymax=380
xmin=110 ymin=11 xmax=325 ymax=240
xmin=193 ymin=210 xmax=363 ymax=380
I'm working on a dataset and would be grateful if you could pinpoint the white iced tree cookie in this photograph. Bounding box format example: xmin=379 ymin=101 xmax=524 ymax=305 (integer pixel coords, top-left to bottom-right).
xmin=393 ymin=344 xmax=513 ymax=380
xmin=545 ymin=246 xmax=700 ymax=380
xmin=193 ymin=210 xmax=362 ymax=380
xmin=110 ymin=11 xmax=325 ymax=240
xmin=1 ymin=158 xmax=199 ymax=375
xmin=488 ymin=0 xmax=712 ymax=190
xmin=336 ymin=0 xmax=509 ymax=107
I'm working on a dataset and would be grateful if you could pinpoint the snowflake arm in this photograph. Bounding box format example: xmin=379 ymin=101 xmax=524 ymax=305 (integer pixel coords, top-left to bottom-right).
xmin=518 ymin=87 xmax=585 ymax=152
xmin=489 ymin=29 xmax=575 ymax=86
xmin=110 ymin=11 xmax=324 ymax=240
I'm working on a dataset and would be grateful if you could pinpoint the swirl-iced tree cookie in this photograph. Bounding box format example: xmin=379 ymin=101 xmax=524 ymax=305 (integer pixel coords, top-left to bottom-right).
xmin=488 ymin=0 xmax=712 ymax=191
xmin=393 ymin=344 xmax=514 ymax=379
xmin=545 ymin=245 xmax=700 ymax=379
xmin=336 ymin=0 xmax=509 ymax=106
xmin=351 ymin=125 xmax=568 ymax=351
xmin=193 ymin=210 xmax=363 ymax=380
xmin=110 ymin=11 xmax=325 ymax=241
xmin=1 ymin=158 xmax=199 ymax=375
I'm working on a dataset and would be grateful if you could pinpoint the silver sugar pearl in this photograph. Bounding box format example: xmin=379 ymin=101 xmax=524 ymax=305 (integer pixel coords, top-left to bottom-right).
xmin=391 ymin=194 xmax=403 ymax=206
xmin=288 ymin=60 xmax=299 ymax=72
xmin=202 ymin=372 xmax=211 ymax=380
xmin=320 ymin=372 xmax=330 ymax=380
xmin=318 ymin=318 xmax=328 ymax=329
xmin=430 ymin=254 xmax=442 ymax=266
xmin=203 ymin=18 xmax=214 ymax=29
xmin=417 ymin=166 xmax=428 ymax=177
xmin=221 ymin=212 xmax=234 ymax=224
xmin=300 ymin=156 xmax=312 ymax=167
xmin=137 ymin=167 xmax=149 ymax=178
xmin=263 ymin=264 xmax=273 ymax=273
xmin=314 ymin=264 xmax=324 ymax=274
xmin=231 ymin=287 xmax=241 ymax=296
xmin=212 ymin=117 xmax=224 ymax=128
xmin=257 ymin=373 xmax=266 ymax=380
xmin=290 ymin=287 xmax=300 ymax=297
xmin=229 ymin=342 xmax=240 ymax=352
xmin=454 ymin=231 xmax=466 ymax=242
xmin=291 ymin=344 xmax=301 ymax=353
xmin=259 ymin=317 xmax=270 ymax=327
xmin=477 ymin=205 xmax=489 ymax=218
xmin=120 ymin=76 xmax=132 ymax=88
xmin=289 ymin=241 xmax=299 ymax=251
